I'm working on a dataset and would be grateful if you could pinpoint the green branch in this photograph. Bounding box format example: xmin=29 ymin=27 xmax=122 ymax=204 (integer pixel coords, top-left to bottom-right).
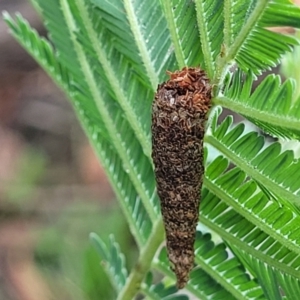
xmin=223 ymin=0 xmax=232 ymax=48
xmin=215 ymin=0 xmax=269 ymax=83
xmin=226 ymin=0 xmax=268 ymax=61
xmin=117 ymin=218 xmax=164 ymax=300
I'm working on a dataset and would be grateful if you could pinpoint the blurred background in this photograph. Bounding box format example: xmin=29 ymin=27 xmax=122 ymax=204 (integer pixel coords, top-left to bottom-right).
xmin=0 ymin=1 xmax=135 ymax=299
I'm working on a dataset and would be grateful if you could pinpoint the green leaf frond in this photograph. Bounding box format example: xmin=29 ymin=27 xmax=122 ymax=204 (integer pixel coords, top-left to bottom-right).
xmin=218 ymin=0 xmax=300 ymax=80
xmin=74 ymin=1 xmax=154 ymax=156
xmin=28 ymin=0 xmax=161 ymax=224
xmin=276 ymin=272 xmax=300 ymax=300
xmin=96 ymin=141 xmax=153 ymax=247
xmin=3 ymin=13 xmax=76 ymax=107
xmin=206 ymin=113 xmax=300 ymax=205
xmin=141 ymin=280 xmax=189 ymax=300
xmin=232 ymin=247 xmax=300 ymax=300
xmin=154 ymin=249 xmax=234 ymax=299
xmin=215 ymin=69 xmax=300 ymax=140
xmin=90 ymin=234 xmax=128 ymax=293
xmin=204 ymin=155 xmax=300 ymax=257
xmin=159 ymin=0 xmax=204 ymax=68
xmin=155 ymin=231 xmax=265 ymax=299
xmin=281 ymin=32 xmax=300 ymax=102
xmin=159 ymin=0 xmax=300 ymax=82
xmin=92 ymin=0 xmax=176 ymax=89
xmin=200 ymin=188 xmax=300 ymax=279
xmin=33 ymin=0 xmax=153 ymax=158
xmin=89 ymin=0 xmax=146 ymax=77
xmin=161 ymin=0 xmax=224 ymax=80
xmin=260 ymin=0 xmax=300 ymax=28
xmin=223 ymin=1 xmax=257 ymax=49
xmin=194 ymin=232 xmax=264 ymax=299
xmin=4 ymin=11 xmax=157 ymax=247
xmin=195 ymin=0 xmax=223 ymax=80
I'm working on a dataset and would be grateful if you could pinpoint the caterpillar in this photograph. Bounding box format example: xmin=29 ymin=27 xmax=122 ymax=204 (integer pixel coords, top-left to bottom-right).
xmin=151 ymin=67 xmax=212 ymax=288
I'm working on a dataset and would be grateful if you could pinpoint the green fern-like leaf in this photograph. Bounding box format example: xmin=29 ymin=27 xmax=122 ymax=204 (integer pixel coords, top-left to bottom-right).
xmin=221 ymin=0 xmax=300 ymax=76
xmin=216 ymin=70 xmax=300 ymax=139
xmin=90 ymin=234 xmax=128 ymax=292
xmin=155 ymin=242 xmax=235 ymax=300
xmin=160 ymin=0 xmax=204 ymax=68
xmin=232 ymin=247 xmax=300 ymax=300
xmin=206 ymin=112 xmax=300 ymax=204
xmin=155 ymin=231 xmax=265 ymax=299
xmin=142 ymin=279 xmax=189 ymax=300
xmin=92 ymin=0 xmax=176 ymax=89
xmin=200 ymin=188 xmax=300 ymax=279
xmin=204 ymin=155 xmax=300 ymax=256
xmin=195 ymin=0 xmax=224 ymax=79
xmin=3 ymin=12 xmax=156 ymax=248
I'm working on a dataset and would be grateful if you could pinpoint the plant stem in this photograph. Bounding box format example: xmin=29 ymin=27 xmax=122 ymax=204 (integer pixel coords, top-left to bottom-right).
xmin=194 ymin=0 xmax=214 ymax=79
xmin=117 ymin=218 xmax=164 ymax=300
xmin=214 ymin=0 xmax=269 ymax=84
xmin=160 ymin=0 xmax=185 ymax=68
xmin=123 ymin=0 xmax=158 ymax=90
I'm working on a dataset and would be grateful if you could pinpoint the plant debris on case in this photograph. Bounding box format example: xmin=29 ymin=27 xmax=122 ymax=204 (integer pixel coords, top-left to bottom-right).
xmin=152 ymin=67 xmax=212 ymax=288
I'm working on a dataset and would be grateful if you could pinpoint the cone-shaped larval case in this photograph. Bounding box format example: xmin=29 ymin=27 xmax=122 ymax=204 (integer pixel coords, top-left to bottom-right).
xmin=152 ymin=67 xmax=212 ymax=288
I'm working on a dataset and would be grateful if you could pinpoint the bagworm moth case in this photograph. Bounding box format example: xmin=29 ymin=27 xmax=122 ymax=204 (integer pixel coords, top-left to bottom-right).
xmin=152 ymin=67 xmax=212 ymax=288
